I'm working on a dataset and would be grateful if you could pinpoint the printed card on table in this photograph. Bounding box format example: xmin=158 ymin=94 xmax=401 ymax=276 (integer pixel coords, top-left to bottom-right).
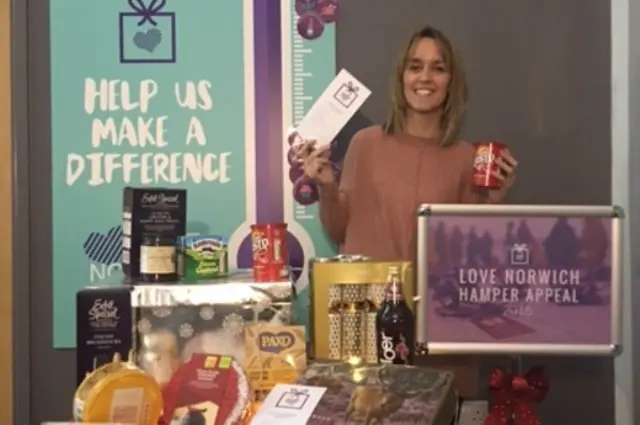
xmin=295 ymin=69 xmax=371 ymax=146
xmin=250 ymin=384 xmax=326 ymax=425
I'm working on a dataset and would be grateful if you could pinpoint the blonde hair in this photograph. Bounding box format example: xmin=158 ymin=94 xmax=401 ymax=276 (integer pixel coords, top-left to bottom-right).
xmin=383 ymin=26 xmax=469 ymax=147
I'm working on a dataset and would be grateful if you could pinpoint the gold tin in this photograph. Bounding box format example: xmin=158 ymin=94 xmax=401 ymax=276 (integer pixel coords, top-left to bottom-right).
xmin=73 ymin=352 xmax=163 ymax=425
xmin=309 ymin=259 xmax=414 ymax=362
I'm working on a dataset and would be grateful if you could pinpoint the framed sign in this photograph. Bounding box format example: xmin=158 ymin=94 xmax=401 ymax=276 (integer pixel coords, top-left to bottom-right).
xmin=415 ymin=204 xmax=623 ymax=356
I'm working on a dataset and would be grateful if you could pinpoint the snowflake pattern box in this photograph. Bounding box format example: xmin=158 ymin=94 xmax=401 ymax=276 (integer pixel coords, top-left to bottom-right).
xmin=297 ymin=362 xmax=457 ymax=425
xmin=131 ymin=274 xmax=294 ymax=386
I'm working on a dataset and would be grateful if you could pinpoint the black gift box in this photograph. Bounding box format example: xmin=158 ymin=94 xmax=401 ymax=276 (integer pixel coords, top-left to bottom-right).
xmin=122 ymin=187 xmax=187 ymax=279
xmin=76 ymin=286 xmax=133 ymax=386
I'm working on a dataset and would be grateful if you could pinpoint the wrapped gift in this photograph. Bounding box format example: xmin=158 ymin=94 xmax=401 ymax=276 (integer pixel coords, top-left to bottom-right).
xmin=244 ymin=323 xmax=307 ymax=400
xmin=130 ymin=272 xmax=294 ymax=387
xmin=76 ymin=286 xmax=133 ymax=386
xmin=296 ymin=362 xmax=456 ymax=425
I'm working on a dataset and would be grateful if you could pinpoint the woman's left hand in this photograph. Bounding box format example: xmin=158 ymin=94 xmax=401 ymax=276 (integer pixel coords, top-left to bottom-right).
xmin=488 ymin=150 xmax=518 ymax=201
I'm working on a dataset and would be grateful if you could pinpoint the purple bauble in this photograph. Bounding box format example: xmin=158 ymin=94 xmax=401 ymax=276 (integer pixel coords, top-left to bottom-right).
xmin=297 ymin=13 xmax=325 ymax=41
xmin=331 ymin=161 xmax=342 ymax=182
xmin=295 ymin=0 xmax=318 ymax=17
xmin=288 ymin=131 xmax=302 ymax=147
xmin=293 ymin=178 xmax=319 ymax=206
xmin=287 ymin=148 xmax=299 ymax=166
xmin=289 ymin=165 xmax=305 ymax=184
xmin=316 ymin=0 xmax=339 ymax=24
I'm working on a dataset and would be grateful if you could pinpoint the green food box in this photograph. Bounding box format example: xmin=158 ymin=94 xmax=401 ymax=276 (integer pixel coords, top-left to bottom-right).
xmin=178 ymin=235 xmax=229 ymax=281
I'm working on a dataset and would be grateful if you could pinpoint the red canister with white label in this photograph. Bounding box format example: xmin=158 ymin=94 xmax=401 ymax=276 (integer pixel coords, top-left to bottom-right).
xmin=250 ymin=223 xmax=289 ymax=282
xmin=473 ymin=141 xmax=506 ymax=189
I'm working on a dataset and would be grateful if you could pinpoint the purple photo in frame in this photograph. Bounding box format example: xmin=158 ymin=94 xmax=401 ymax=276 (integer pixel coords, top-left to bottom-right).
xmin=417 ymin=205 xmax=622 ymax=353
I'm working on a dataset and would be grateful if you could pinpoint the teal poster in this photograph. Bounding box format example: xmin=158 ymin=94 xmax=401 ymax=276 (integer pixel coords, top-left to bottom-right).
xmin=50 ymin=0 xmax=337 ymax=348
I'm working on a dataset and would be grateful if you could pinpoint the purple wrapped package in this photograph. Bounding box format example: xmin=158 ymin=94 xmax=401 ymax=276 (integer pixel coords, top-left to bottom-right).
xmin=297 ymin=361 xmax=457 ymax=425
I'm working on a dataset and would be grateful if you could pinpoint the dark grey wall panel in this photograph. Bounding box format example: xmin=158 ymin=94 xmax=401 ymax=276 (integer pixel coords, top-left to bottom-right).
xmin=12 ymin=0 xmax=32 ymax=422
xmin=16 ymin=0 xmax=613 ymax=423
xmin=25 ymin=0 xmax=77 ymax=423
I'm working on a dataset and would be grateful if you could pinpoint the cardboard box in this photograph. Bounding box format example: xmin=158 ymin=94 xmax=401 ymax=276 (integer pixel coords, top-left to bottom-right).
xmin=244 ymin=324 xmax=307 ymax=398
xmin=178 ymin=235 xmax=229 ymax=281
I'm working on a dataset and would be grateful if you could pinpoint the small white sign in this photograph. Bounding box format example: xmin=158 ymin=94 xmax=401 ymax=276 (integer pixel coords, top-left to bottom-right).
xmin=295 ymin=69 xmax=371 ymax=146
xmin=250 ymin=384 xmax=327 ymax=425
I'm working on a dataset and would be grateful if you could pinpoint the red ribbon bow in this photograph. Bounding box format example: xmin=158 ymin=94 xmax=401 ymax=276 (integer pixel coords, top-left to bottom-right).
xmin=483 ymin=366 xmax=549 ymax=425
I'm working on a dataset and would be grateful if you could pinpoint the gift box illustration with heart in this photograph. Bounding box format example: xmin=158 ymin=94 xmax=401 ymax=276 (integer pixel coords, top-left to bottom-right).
xmin=333 ymin=81 xmax=359 ymax=109
xmin=276 ymin=388 xmax=310 ymax=410
xmin=119 ymin=0 xmax=177 ymax=64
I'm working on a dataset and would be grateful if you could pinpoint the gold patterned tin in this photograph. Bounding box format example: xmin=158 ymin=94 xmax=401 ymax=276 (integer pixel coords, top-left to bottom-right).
xmin=309 ymin=259 xmax=414 ymax=362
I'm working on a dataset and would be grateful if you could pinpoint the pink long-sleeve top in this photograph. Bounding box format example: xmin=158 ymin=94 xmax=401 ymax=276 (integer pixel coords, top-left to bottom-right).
xmin=320 ymin=125 xmax=491 ymax=260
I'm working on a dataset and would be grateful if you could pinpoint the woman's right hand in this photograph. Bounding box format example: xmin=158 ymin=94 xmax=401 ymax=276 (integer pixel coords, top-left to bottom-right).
xmin=296 ymin=141 xmax=335 ymax=186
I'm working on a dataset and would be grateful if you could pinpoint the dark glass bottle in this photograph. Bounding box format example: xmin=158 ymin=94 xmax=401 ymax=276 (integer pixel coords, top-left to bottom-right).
xmin=375 ymin=266 xmax=415 ymax=365
xmin=139 ymin=234 xmax=178 ymax=283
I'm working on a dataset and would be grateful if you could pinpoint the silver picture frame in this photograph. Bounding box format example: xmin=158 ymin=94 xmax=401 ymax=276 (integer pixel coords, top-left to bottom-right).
xmin=415 ymin=204 xmax=623 ymax=356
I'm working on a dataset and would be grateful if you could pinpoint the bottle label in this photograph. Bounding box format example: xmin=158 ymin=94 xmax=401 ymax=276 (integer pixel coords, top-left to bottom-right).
xmin=379 ymin=332 xmax=396 ymax=364
xmin=384 ymin=281 xmax=405 ymax=301
xmin=140 ymin=246 xmax=176 ymax=274
xmin=378 ymin=331 xmax=411 ymax=364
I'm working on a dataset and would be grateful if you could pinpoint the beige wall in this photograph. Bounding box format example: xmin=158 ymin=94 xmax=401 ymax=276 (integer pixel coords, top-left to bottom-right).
xmin=0 ymin=0 xmax=12 ymax=421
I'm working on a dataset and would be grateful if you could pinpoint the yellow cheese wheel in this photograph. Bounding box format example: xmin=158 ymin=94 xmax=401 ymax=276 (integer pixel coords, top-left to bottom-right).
xmin=74 ymin=354 xmax=163 ymax=425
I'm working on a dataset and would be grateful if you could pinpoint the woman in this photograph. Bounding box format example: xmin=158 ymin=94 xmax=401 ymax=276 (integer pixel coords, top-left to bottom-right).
xmin=298 ymin=25 xmax=519 ymax=398
xmin=300 ymin=26 xmax=518 ymax=261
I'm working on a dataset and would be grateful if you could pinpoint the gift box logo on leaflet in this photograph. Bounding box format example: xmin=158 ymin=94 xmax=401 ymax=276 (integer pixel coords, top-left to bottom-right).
xmin=119 ymin=0 xmax=177 ymax=64
xmin=276 ymin=388 xmax=310 ymax=410
xmin=333 ymin=81 xmax=359 ymax=108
